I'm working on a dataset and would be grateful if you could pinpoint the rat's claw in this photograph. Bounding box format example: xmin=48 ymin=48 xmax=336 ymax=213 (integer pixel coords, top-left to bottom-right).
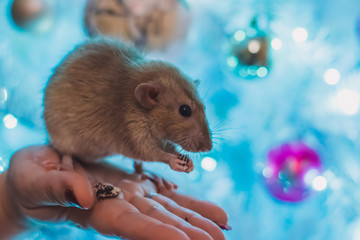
xmin=141 ymin=172 xmax=177 ymax=192
xmin=169 ymin=155 xmax=194 ymax=173
xmin=185 ymin=159 xmax=194 ymax=173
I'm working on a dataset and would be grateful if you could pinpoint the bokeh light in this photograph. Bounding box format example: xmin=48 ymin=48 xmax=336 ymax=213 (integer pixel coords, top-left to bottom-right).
xmin=3 ymin=114 xmax=18 ymax=129
xmin=271 ymin=38 xmax=282 ymax=50
xmin=312 ymin=176 xmax=327 ymax=191
xmin=234 ymin=30 xmax=246 ymax=42
xmin=248 ymin=39 xmax=261 ymax=53
xmin=201 ymin=157 xmax=217 ymax=172
xmin=336 ymin=89 xmax=360 ymax=115
xmin=262 ymin=166 xmax=274 ymax=178
xmin=292 ymin=27 xmax=308 ymax=42
xmin=227 ymin=56 xmax=238 ymax=68
xmin=256 ymin=67 xmax=268 ymax=78
xmin=324 ymin=69 xmax=341 ymax=85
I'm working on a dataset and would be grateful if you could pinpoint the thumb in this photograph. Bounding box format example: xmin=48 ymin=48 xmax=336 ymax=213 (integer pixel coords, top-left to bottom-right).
xmin=51 ymin=160 xmax=95 ymax=210
xmin=8 ymin=146 xmax=95 ymax=210
xmin=13 ymin=152 xmax=95 ymax=210
xmin=40 ymin=155 xmax=95 ymax=210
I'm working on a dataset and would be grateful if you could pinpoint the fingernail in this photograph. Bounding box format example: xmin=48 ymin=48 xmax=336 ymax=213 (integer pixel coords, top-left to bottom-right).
xmin=218 ymin=224 xmax=232 ymax=231
xmin=65 ymin=189 xmax=83 ymax=209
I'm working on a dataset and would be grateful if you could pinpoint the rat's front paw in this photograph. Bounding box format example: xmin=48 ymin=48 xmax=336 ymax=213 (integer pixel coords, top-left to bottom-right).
xmin=169 ymin=154 xmax=194 ymax=173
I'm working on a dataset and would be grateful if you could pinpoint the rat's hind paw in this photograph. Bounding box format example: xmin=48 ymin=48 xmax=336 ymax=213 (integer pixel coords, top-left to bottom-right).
xmin=141 ymin=172 xmax=178 ymax=192
xmin=169 ymin=154 xmax=194 ymax=173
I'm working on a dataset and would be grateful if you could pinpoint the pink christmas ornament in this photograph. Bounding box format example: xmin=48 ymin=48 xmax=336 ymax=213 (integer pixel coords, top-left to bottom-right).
xmin=264 ymin=142 xmax=322 ymax=202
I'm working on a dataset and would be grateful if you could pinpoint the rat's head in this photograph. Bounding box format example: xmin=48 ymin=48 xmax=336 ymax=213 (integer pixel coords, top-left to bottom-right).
xmin=134 ymin=62 xmax=212 ymax=153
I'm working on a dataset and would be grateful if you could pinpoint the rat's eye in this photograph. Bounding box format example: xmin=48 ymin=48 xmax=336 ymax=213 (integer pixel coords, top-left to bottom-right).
xmin=179 ymin=105 xmax=192 ymax=117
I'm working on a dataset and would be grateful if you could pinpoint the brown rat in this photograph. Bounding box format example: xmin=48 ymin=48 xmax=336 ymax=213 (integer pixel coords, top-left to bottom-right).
xmin=44 ymin=39 xmax=212 ymax=173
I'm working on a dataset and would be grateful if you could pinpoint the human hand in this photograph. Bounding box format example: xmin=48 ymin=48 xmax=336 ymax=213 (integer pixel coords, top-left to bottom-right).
xmin=0 ymin=145 xmax=230 ymax=240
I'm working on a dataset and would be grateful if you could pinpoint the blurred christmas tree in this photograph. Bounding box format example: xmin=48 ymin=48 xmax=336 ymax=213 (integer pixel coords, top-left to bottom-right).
xmin=1 ymin=0 xmax=360 ymax=239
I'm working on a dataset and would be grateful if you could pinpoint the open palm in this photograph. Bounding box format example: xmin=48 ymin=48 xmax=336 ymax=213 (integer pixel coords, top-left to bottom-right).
xmin=0 ymin=145 xmax=229 ymax=240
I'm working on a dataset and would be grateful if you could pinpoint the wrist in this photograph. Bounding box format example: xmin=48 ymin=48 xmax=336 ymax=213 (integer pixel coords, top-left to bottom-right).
xmin=0 ymin=171 xmax=28 ymax=238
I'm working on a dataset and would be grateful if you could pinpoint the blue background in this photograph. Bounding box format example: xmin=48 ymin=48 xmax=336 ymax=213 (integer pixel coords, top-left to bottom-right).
xmin=1 ymin=0 xmax=360 ymax=239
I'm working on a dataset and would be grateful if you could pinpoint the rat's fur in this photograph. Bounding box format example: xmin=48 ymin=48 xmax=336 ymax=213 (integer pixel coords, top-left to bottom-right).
xmin=44 ymin=39 xmax=211 ymax=170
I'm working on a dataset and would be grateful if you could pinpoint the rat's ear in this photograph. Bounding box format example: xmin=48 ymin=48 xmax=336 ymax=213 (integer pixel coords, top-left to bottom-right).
xmin=134 ymin=82 xmax=160 ymax=109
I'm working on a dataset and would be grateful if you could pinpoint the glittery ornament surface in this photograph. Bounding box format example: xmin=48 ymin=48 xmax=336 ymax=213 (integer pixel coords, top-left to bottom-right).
xmin=84 ymin=0 xmax=190 ymax=51
xmin=9 ymin=0 xmax=54 ymax=32
xmin=226 ymin=19 xmax=270 ymax=79
xmin=264 ymin=142 xmax=322 ymax=202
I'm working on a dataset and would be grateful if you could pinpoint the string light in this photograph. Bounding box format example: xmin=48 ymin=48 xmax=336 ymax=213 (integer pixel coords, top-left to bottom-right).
xmin=324 ymin=69 xmax=341 ymax=85
xmin=248 ymin=40 xmax=261 ymax=53
xmin=292 ymin=27 xmax=308 ymax=42
xmin=201 ymin=157 xmax=217 ymax=172
xmin=3 ymin=114 xmax=18 ymax=129
xmin=271 ymin=38 xmax=282 ymax=50
xmin=312 ymin=176 xmax=327 ymax=191
xmin=257 ymin=67 xmax=268 ymax=78
xmin=227 ymin=56 xmax=238 ymax=68
xmin=262 ymin=166 xmax=274 ymax=178
xmin=336 ymin=89 xmax=360 ymax=115
xmin=234 ymin=30 xmax=246 ymax=42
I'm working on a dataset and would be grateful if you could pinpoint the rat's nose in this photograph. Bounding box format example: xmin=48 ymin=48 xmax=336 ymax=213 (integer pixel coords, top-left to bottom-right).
xmin=198 ymin=123 xmax=212 ymax=152
xmin=199 ymin=140 xmax=212 ymax=152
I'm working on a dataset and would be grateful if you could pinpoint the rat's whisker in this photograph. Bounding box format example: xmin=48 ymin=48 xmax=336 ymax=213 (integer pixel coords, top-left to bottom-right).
xmin=211 ymin=121 xmax=228 ymax=131
xmin=211 ymin=136 xmax=230 ymax=142
xmin=212 ymin=141 xmax=223 ymax=151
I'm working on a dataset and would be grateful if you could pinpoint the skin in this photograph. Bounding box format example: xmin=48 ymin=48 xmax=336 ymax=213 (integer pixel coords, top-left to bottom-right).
xmin=0 ymin=145 xmax=229 ymax=240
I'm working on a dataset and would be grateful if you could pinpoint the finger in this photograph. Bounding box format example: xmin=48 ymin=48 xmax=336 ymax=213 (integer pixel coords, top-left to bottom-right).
xmin=61 ymin=161 xmax=95 ymax=209
xmin=35 ymin=161 xmax=95 ymax=209
xmin=74 ymin=198 xmax=191 ymax=240
xmin=9 ymin=147 xmax=94 ymax=210
xmin=130 ymin=195 xmax=213 ymax=240
xmin=161 ymin=190 xmax=230 ymax=230
xmin=50 ymin=154 xmax=95 ymax=209
xmin=150 ymin=194 xmax=225 ymax=240
xmin=162 ymin=178 xmax=178 ymax=190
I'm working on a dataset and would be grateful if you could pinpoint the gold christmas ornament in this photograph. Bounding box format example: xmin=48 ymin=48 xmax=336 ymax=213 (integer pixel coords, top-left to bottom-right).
xmin=84 ymin=0 xmax=191 ymax=51
xmin=10 ymin=0 xmax=54 ymax=32
xmin=226 ymin=19 xmax=270 ymax=79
